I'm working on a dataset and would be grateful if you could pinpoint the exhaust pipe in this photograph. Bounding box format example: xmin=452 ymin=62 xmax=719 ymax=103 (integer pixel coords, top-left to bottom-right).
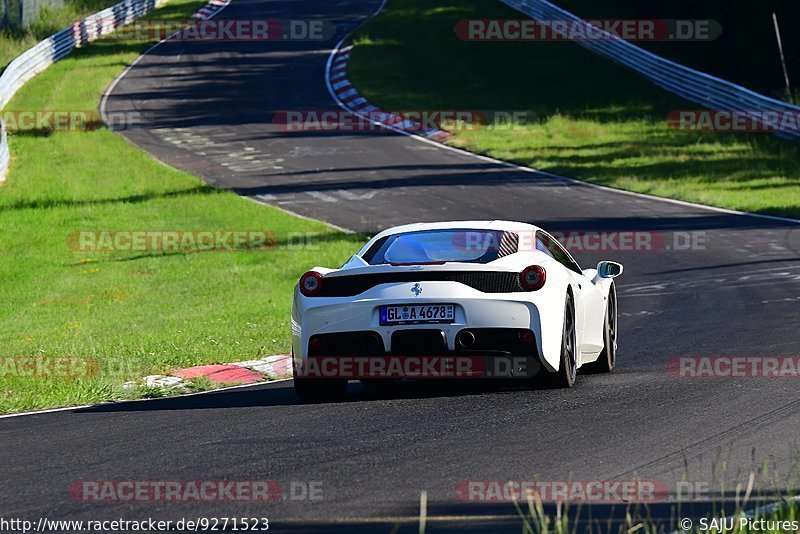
xmin=364 ymin=332 xmax=382 ymax=352
xmin=457 ymin=330 xmax=476 ymax=348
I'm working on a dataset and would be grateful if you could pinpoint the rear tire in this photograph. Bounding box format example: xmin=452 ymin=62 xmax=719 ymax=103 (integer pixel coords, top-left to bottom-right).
xmin=541 ymin=293 xmax=577 ymax=388
xmin=584 ymin=285 xmax=617 ymax=374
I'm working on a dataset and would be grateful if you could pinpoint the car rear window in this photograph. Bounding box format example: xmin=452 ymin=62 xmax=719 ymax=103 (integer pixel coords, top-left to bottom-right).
xmin=362 ymin=229 xmax=518 ymax=265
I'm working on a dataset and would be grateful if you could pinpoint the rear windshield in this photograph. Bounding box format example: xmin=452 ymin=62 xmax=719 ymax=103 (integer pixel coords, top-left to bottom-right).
xmin=362 ymin=229 xmax=517 ymax=265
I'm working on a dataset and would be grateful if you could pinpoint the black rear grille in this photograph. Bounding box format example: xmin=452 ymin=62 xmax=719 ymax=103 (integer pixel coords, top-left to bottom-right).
xmin=308 ymin=331 xmax=385 ymax=356
xmin=391 ymin=330 xmax=447 ymax=356
xmin=317 ymin=271 xmax=523 ymax=297
xmin=455 ymin=328 xmax=538 ymax=356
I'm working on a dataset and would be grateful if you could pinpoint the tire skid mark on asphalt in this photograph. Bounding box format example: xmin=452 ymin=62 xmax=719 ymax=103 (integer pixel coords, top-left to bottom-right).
xmin=253 ymin=189 xmax=378 ymax=206
xmin=306 ymin=191 xmax=339 ymax=203
xmin=618 ymin=264 xmax=800 ymax=296
xmin=62 ymin=0 xmax=800 ymax=518
xmin=157 ymin=127 xmax=284 ymax=172
xmin=611 ymin=394 xmax=800 ymax=480
xmin=620 ymin=310 xmax=661 ymax=317
xmin=325 ymin=17 xmax=800 ymax=231
xmin=760 ymin=295 xmax=800 ymax=304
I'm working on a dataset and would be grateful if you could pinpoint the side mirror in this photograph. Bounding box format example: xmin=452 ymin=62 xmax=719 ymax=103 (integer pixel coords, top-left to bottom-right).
xmin=597 ymin=261 xmax=623 ymax=279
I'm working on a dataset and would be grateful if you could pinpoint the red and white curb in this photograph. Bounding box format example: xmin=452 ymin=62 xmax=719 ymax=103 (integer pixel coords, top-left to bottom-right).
xmin=325 ymin=20 xmax=800 ymax=227
xmin=122 ymin=354 xmax=292 ymax=390
xmin=232 ymin=354 xmax=293 ymax=378
xmin=327 ymin=45 xmax=452 ymax=143
xmin=109 ymin=0 xmax=289 ymax=395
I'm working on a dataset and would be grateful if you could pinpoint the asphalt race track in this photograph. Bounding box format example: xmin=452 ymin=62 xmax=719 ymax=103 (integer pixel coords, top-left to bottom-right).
xmin=2 ymin=0 xmax=800 ymax=531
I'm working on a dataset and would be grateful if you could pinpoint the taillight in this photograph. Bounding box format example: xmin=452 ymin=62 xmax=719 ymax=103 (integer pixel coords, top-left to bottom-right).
xmin=520 ymin=265 xmax=546 ymax=291
xmin=299 ymin=271 xmax=323 ymax=296
xmin=309 ymin=336 xmax=324 ymax=351
xmin=519 ymin=330 xmax=535 ymax=344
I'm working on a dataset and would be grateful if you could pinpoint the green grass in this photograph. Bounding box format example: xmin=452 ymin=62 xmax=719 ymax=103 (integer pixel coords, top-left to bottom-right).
xmin=557 ymin=0 xmax=800 ymax=99
xmin=512 ymin=497 xmax=800 ymax=533
xmin=0 ymin=0 xmax=365 ymax=413
xmin=503 ymin=455 xmax=800 ymax=533
xmin=346 ymin=0 xmax=800 ymax=219
xmin=509 ymin=464 xmax=800 ymax=534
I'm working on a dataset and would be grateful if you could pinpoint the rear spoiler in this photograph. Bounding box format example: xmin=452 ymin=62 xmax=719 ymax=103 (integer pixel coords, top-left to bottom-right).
xmin=340 ymin=254 xmax=369 ymax=269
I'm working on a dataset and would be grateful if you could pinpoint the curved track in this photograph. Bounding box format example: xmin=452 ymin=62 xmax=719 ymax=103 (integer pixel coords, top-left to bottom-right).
xmin=2 ymin=0 xmax=800 ymax=531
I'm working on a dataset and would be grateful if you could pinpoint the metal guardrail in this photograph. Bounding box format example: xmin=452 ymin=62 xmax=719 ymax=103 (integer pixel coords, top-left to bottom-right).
xmin=501 ymin=0 xmax=800 ymax=140
xmin=0 ymin=0 xmax=165 ymax=180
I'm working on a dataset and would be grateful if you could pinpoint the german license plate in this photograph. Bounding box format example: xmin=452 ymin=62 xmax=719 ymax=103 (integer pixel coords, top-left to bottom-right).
xmin=379 ymin=304 xmax=455 ymax=326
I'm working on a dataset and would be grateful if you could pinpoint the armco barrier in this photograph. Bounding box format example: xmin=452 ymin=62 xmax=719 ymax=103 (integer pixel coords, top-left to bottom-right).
xmin=500 ymin=0 xmax=800 ymax=139
xmin=0 ymin=0 xmax=166 ymax=182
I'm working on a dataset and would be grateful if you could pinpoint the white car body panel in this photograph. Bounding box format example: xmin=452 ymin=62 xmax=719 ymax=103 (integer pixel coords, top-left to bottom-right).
xmin=291 ymin=221 xmax=618 ymax=376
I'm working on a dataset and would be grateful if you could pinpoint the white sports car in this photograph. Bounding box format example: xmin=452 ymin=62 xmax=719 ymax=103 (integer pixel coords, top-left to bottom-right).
xmin=291 ymin=221 xmax=622 ymax=401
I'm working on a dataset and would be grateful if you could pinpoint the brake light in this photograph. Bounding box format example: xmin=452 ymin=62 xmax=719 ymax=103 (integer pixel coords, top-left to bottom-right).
xmin=519 ymin=330 xmax=535 ymax=344
xmin=309 ymin=336 xmax=324 ymax=351
xmin=520 ymin=265 xmax=546 ymax=291
xmin=299 ymin=271 xmax=323 ymax=296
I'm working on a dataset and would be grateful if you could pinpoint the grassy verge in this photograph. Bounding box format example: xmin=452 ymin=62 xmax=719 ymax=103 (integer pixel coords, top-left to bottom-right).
xmin=558 ymin=0 xmax=800 ymax=99
xmin=515 ymin=501 xmax=800 ymax=534
xmin=346 ymin=0 xmax=800 ymax=219
xmin=508 ymin=456 xmax=800 ymax=533
xmin=0 ymin=0 xmax=364 ymax=413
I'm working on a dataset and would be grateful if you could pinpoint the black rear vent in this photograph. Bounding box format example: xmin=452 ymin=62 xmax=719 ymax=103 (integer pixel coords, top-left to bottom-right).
xmin=318 ymin=271 xmax=523 ymax=297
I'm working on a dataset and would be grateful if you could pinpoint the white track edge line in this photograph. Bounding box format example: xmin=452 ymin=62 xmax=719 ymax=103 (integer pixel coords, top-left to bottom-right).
xmin=0 ymin=377 xmax=293 ymax=420
xmin=20 ymin=0 xmax=792 ymax=422
xmin=243 ymin=195 xmax=356 ymax=234
xmin=100 ymin=1 xmax=355 ymax=236
xmin=323 ymin=4 xmax=800 ymax=227
xmin=0 ymin=0 xmax=298 ymax=421
xmin=101 ymin=0 xmax=231 ymax=122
